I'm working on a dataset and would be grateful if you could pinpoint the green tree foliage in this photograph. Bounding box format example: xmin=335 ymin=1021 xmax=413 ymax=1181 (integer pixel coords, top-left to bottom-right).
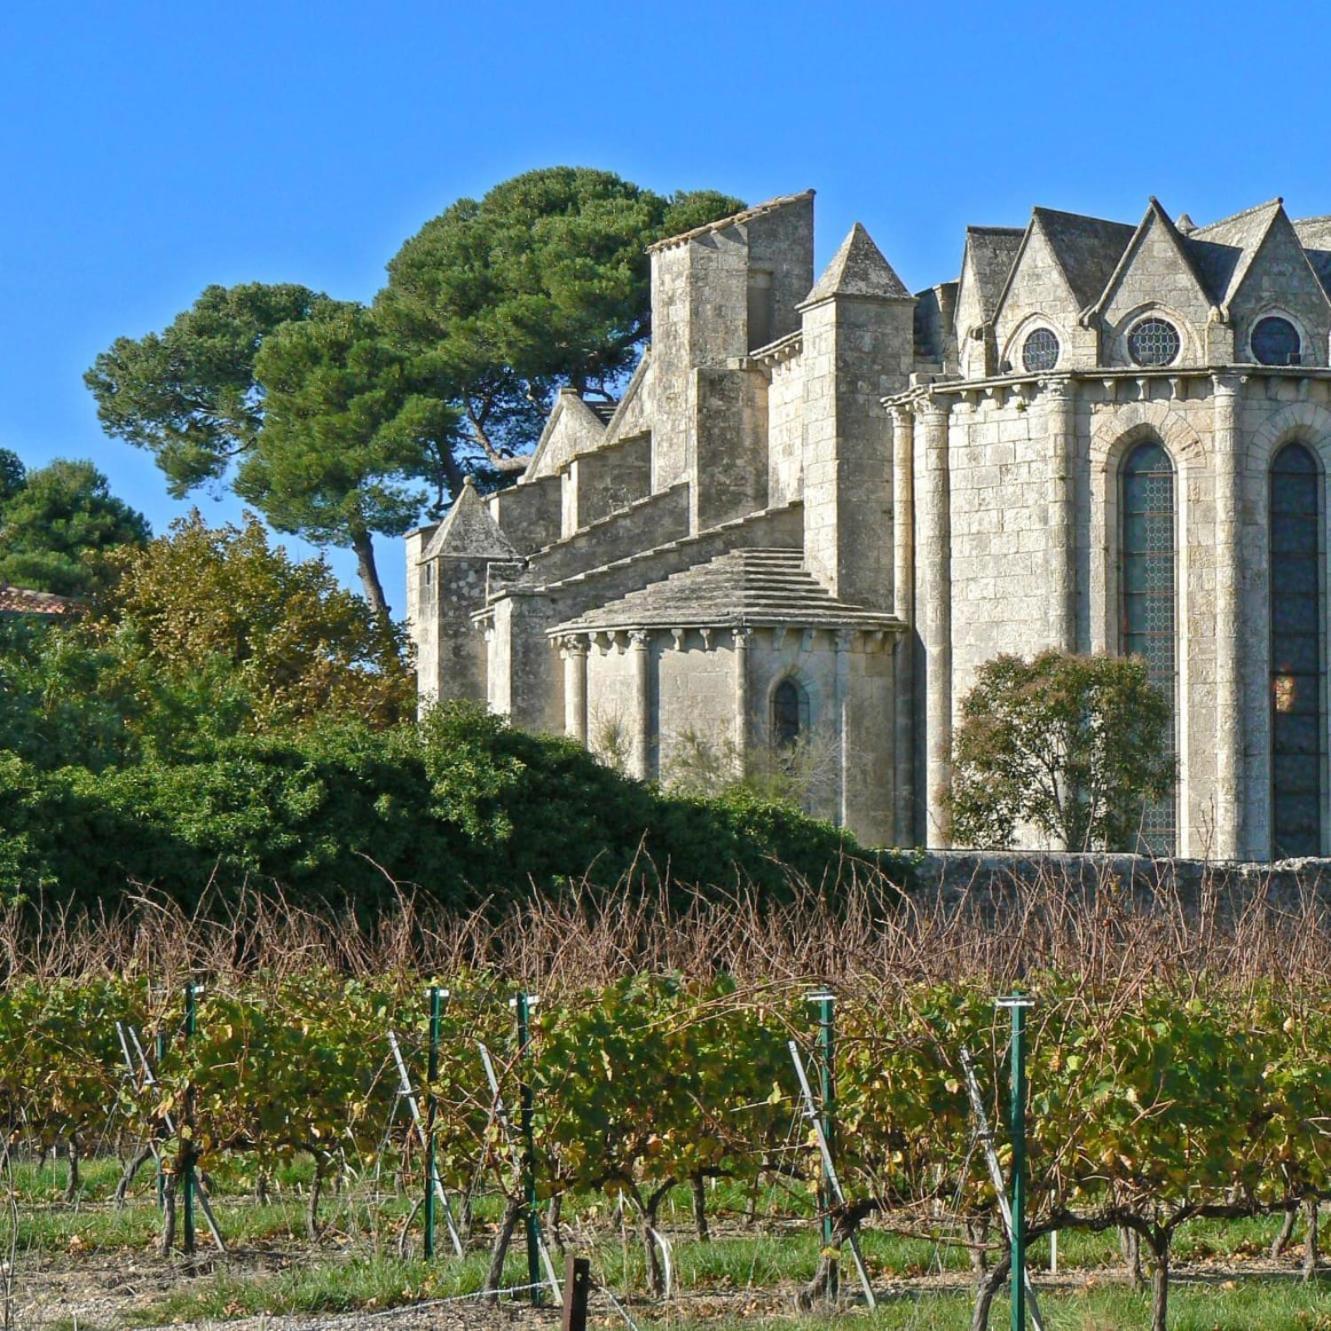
xmin=378 ymin=166 xmax=745 ymax=473
xmin=0 ymin=448 xmax=26 ymax=502
xmin=89 ymin=511 xmax=413 ymax=734
xmin=84 ymin=283 xmax=327 ymax=494
xmin=241 ymin=301 xmax=459 ymax=615
xmin=948 ymin=650 xmax=1174 ymax=851
xmin=85 ymin=171 xmax=744 ymax=611
xmin=0 ymin=457 xmax=149 ymax=596
xmin=0 ymin=512 xmax=412 ymax=784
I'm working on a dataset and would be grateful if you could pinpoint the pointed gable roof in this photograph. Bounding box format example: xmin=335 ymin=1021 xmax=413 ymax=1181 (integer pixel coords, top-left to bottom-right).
xmin=1293 ymin=217 xmax=1331 ymax=298
xmin=1187 ymin=198 xmax=1284 ymax=308
xmin=803 ymin=222 xmax=911 ymax=303
xmin=422 ymin=477 xmax=519 ymax=561
xmin=1186 ymin=199 xmax=1331 ymax=318
xmin=1033 ymin=207 xmax=1137 ymax=311
xmin=1088 ymin=197 xmax=1217 ymax=318
xmin=520 ymin=389 xmax=611 ymax=482
xmin=959 ymin=226 xmax=1024 ymax=321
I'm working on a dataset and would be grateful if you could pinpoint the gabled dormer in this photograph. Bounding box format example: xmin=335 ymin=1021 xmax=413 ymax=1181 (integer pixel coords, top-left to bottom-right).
xmin=954 ymin=226 xmax=1022 ymax=377
xmin=522 ymin=388 xmax=614 ymax=483
xmin=1204 ymin=201 xmax=1331 ymax=368
xmin=991 ymin=208 xmax=1131 ymax=374
xmin=1088 ymin=198 xmax=1218 ymax=368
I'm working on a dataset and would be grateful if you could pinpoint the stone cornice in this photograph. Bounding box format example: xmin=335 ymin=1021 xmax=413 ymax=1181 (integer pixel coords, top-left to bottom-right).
xmin=882 ymin=363 xmax=1331 ymax=409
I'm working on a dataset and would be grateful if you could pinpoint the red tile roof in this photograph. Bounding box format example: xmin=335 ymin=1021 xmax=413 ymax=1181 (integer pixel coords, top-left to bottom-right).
xmin=0 ymin=584 xmax=77 ymax=617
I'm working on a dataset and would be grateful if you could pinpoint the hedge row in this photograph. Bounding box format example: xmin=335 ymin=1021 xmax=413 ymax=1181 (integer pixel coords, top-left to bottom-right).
xmin=0 ymin=704 xmax=900 ymax=912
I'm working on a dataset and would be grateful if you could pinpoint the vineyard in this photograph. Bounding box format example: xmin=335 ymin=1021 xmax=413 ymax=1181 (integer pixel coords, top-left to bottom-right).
xmin=7 ymin=868 xmax=1331 ymax=1330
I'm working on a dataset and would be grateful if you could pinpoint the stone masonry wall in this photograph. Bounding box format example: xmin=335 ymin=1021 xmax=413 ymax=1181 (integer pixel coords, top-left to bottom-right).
xmin=767 ymin=353 xmax=804 ymax=506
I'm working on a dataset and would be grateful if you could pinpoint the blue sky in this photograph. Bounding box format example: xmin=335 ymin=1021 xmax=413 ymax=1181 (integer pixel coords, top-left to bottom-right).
xmin=0 ymin=1 xmax=1316 ymax=615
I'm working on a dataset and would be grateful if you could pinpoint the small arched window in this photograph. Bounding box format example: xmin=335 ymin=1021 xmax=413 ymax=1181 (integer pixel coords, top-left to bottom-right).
xmin=1270 ymin=442 xmax=1323 ymax=856
xmin=1121 ymin=439 xmax=1177 ymax=851
xmin=772 ymin=678 xmax=802 ymax=748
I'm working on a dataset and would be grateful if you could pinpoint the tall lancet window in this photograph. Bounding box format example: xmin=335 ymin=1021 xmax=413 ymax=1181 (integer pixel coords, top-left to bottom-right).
xmin=1121 ymin=439 xmax=1177 ymax=852
xmin=772 ymin=678 xmax=802 ymax=749
xmin=1270 ymin=442 xmax=1323 ymax=857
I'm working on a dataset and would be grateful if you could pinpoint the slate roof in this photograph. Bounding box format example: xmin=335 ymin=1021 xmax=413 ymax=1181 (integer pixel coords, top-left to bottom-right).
xmin=0 ymin=584 xmax=75 ymax=617
xmin=585 ymin=399 xmax=618 ymax=425
xmin=1294 ymin=218 xmax=1331 ymax=298
xmin=963 ymin=227 xmax=1024 ymax=320
xmin=646 ymin=190 xmax=814 ymax=253
xmin=422 ymin=478 xmax=518 ymax=561
xmin=805 ymin=223 xmax=911 ymax=302
xmin=1188 ymin=198 xmax=1284 ymax=305
xmin=1034 ymin=208 xmax=1137 ymax=310
xmin=549 ymin=548 xmax=902 ymax=634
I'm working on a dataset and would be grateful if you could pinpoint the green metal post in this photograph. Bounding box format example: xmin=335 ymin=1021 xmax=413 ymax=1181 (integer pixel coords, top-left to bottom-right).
xmin=999 ymin=994 xmax=1032 ymax=1331
xmin=183 ymin=983 xmax=197 ymax=1254
xmin=811 ymin=991 xmax=838 ymax=1300
xmin=423 ymin=985 xmax=441 ymax=1259
xmin=155 ymin=1030 xmax=168 ymax=1212
xmin=515 ymin=992 xmax=542 ymax=1306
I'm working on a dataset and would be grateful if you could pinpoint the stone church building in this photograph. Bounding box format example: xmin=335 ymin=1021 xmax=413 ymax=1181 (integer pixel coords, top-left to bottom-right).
xmin=407 ymin=189 xmax=1331 ymax=859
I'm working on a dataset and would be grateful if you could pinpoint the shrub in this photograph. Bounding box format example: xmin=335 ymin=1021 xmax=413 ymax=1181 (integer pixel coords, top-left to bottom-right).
xmin=0 ymin=704 xmax=888 ymax=913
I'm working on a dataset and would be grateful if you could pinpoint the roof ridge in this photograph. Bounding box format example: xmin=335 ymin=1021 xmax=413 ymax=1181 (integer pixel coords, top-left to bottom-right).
xmin=646 ymin=190 xmax=814 ymax=253
xmin=1192 ymin=197 xmax=1284 ymax=236
xmin=1031 ymin=204 xmax=1134 ymax=229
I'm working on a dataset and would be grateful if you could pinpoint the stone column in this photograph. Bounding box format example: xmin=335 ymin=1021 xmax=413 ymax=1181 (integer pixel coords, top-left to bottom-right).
xmin=834 ymin=628 xmax=852 ymax=829
xmin=891 ymin=405 xmax=917 ymax=845
xmin=562 ymin=637 xmax=588 ymax=745
xmin=630 ymin=630 xmax=652 ymax=781
xmin=1044 ymin=377 xmax=1077 ymax=651
xmin=733 ymin=628 xmax=751 ymax=764
xmin=1212 ymin=373 xmax=1243 ymax=859
xmin=918 ymin=397 xmax=953 ymax=847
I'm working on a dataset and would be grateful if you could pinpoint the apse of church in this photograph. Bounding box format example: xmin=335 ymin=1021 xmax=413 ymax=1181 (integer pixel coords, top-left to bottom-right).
xmin=407 ymin=191 xmax=1331 ymax=861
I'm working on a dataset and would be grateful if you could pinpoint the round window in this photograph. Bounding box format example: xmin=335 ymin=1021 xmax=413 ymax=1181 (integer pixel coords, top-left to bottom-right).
xmin=1251 ymin=315 xmax=1302 ymax=366
xmin=1021 ymin=327 xmax=1060 ymax=372
xmin=1127 ymin=317 xmax=1181 ymax=367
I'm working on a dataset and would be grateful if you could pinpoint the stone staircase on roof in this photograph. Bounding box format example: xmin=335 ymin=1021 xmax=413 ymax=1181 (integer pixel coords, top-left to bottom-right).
xmin=550 ymin=547 xmax=903 ymax=635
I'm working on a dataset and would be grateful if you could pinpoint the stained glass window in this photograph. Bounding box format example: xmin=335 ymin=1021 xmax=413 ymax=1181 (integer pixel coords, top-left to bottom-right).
xmin=1022 ymin=328 xmax=1060 ymax=373
xmin=1270 ymin=442 xmax=1322 ymax=857
xmin=1121 ymin=440 xmax=1177 ymax=852
xmin=772 ymin=679 xmax=801 ymax=749
xmin=1127 ymin=318 xmax=1181 ymax=367
xmin=1252 ymin=316 xmax=1302 ymax=367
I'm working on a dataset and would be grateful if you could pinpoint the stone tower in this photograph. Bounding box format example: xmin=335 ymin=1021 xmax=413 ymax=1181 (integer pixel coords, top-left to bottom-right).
xmin=798 ymin=222 xmax=916 ymax=610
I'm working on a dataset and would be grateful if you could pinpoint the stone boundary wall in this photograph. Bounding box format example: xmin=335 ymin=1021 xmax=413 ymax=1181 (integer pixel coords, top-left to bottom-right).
xmin=913 ymin=850 xmax=1331 ymax=908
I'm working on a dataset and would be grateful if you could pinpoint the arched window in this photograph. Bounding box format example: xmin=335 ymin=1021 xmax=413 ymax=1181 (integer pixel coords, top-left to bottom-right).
xmin=772 ymin=678 xmax=802 ymax=749
xmin=1270 ymin=442 xmax=1323 ymax=857
xmin=1121 ymin=439 xmax=1177 ymax=852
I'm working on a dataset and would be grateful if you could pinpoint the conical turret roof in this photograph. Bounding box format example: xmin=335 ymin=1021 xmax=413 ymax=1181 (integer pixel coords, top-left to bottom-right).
xmin=804 ymin=222 xmax=911 ymax=303
xmin=422 ymin=477 xmax=519 ymax=560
